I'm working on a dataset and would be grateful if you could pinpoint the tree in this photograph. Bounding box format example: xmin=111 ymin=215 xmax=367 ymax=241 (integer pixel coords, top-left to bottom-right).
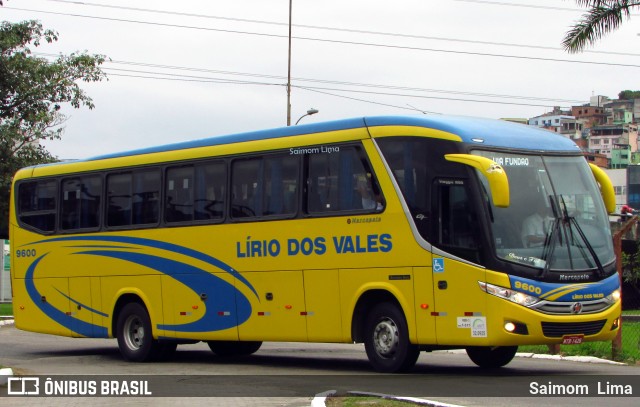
xmin=0 ymin=20 xmax=107 ymax=238
xmin=563 ymin=1 xmax=640 ymax=53
xmin=618 ymin=90 xmax=640 ymax=100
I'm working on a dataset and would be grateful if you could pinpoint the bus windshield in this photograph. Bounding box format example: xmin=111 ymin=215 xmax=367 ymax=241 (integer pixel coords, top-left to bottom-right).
xmin=474 ymin=151 xmax=615 ymax=273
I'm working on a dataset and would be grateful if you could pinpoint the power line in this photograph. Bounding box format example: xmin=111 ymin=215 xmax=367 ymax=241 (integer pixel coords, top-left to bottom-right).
xmin=6 ymin=4 xmax=640 ymax=61
xmin=451 ymin=0 xmax=582 ymax=12
xmin=104 ymin=60 xmax=584 ymax=103
xmin=452 ymin=0 xmax=640 ymax=16
xmin=294 ymin=85 xmax=572 ymax=109
xmin=297 ymin=86 xmax=435 ymax=113
xmin=15 ymin=1 xmax=569 ymax=53
xmin=29 ymin=0 xmax=640 ymax=57
xmin=99 ymin=68 xmax=578 ymax=110
xmin=33 ymin=52 xmax=589 ymax=105
xmin=102 ymin=67 xmax=283 ymax=87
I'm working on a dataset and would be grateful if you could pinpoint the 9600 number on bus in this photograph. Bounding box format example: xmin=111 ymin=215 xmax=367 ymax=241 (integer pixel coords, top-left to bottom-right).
xmin=16 ymin=249 xmax=36 ymax=258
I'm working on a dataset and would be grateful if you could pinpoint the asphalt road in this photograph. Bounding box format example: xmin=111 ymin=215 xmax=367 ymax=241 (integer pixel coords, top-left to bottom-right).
xmin=1 ymin=323 xmax=639 ymax=407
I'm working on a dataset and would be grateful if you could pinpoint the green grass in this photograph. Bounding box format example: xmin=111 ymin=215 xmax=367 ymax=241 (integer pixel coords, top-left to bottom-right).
xmin=0 ymin=303 xmax=13 ymax=316
xmin=623 ymin=310 xmax=640 ymax=315
xmin=519 ymin=322 xmax=640 ymax=364
xmin=326 ymin=396 xmax=415 ymax=407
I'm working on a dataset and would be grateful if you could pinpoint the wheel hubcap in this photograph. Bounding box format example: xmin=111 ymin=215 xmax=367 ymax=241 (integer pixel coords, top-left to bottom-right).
xmin=124 ymin=315 xmax=144 ymax=350
xmin=373 ymin=318 xmax=399 ymax=357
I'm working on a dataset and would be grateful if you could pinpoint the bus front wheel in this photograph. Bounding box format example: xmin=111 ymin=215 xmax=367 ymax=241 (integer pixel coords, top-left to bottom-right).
xmin=207 ymin=340 xmax=262 ymax=356
xmin=466 ymin=346 xmax=518 ymax=368
xmin=116 ymin=302 xmax=168 ymax=362
xmin=363 ymin=302 xmax=419 ymax=373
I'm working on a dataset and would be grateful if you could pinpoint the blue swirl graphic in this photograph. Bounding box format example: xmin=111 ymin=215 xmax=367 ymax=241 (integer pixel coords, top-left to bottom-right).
xmin=28 ymin=235 xmax=258 ymax=298
xmin=81 ymin=250 xmax=251 ymax=331
xmin=24 ymin=235 xmax=256 ymax=336
xmin=25 ymin=254 xmax=109 ymax=338
xmin=509 ymin=273 xmax=619 ymax=301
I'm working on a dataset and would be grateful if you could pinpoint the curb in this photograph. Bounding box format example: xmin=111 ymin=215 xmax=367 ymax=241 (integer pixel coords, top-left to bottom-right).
xmin=349 ymin=391 xmax=463 ymax=407
xmin=439 ymin=348 xmax=627 ymax=365
xmin=311 ymin=390 xmax=463 ymax=407
xmin=0 ymin=368 xmax=13 ymax=386
xmin=0 ymin=317 xmax=14 ymax=327
xmin=0 ymin=317 xmax=15 ymax=385
xmin=311 ymin=350 xmax=626 ymax=406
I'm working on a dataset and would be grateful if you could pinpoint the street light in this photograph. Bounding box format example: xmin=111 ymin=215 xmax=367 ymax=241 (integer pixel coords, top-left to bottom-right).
xmin=295 ymin=108 xmax=319 ymax=125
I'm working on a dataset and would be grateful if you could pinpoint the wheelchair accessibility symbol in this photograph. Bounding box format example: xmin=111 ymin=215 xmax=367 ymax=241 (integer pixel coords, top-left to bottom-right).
xmin=433 ymin=258 xmax=445 ymax=273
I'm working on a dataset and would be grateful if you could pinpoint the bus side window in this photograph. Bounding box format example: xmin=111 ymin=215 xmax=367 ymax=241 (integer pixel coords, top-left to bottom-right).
xmin=166 ymin=161 xmax=226 ymax=223
xmin=376 ymin=138 xmax=430 ymax=236
xmin=264 ymin=155 xmax=299 ymax=216
xmin=231 ymin=158 xmax=261 ymax=218
xmin=60 ymin=175 xmax=101 ymax=231
xmin=107 ymin=173 xmax=132 ymax=227
xmin=435 ymin=180 xmax=481 ymax=263
xmin=132 ymin=170 xmax=160 ymax=225
xmin=306 ymin=145 xmax=382 ymax=214
xmin=194 ymin=162 xmax=226 ymax=220
xmin=107 ymin=170 xmax=160 ymax=227
xmin=166 ymin=166 xmax=195 ymax=222
xmin=231 ymin=154 xmax=299 ymax=219
xmin=17 ymin=180 xmax=57 ymax=233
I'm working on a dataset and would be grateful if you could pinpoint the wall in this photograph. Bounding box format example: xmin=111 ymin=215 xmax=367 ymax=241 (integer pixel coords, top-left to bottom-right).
xmin=0 ymin=240 xmax=10 ymax=302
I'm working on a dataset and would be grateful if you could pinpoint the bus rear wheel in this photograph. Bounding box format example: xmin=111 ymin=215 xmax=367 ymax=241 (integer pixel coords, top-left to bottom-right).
xmin=363 ymin=302 xmax=419 ymax=373
xmin=466 ymin=346 xmax=518 ymax=368
xmin=207 ymin=340 xmax=263 ymax=356
xmin=116 ymin=302 xmax=168 ymax=362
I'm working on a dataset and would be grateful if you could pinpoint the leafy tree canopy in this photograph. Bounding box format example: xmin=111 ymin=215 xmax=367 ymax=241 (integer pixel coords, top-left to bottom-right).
xmin=0 ymin=20 xmax=107 ymax=238
xmin=618 ymin=90 xmax=640 ymax=100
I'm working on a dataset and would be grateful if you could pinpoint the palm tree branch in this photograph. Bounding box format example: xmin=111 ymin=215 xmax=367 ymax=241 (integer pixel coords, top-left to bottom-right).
xmin=563 ymin=1 xmax=639 ymax=53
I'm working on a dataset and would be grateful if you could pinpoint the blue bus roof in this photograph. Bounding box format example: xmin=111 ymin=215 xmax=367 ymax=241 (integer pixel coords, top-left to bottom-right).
xmin=364 ymin=115 xmax=580 ymax=152
xmin=83 ymin=115 xmax=580 ymax=162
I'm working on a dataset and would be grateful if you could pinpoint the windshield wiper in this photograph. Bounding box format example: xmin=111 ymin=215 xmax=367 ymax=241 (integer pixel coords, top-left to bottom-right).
xmin=539 ymin=195 xmax=562 ymax=278
xmin=567 ymin=216 xmax=606 ymax=278
xmin=540 ymin=217 xmax=559 ymax=279
xmin=558 ymin=195 xmax=606 ymax=278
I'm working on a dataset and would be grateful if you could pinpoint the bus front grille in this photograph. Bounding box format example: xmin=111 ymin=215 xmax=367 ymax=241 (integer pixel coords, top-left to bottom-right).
xmin=541 ymin=320 xmax=607 ymax=337
xmin=533 ymin=299 xmax=612 ymax=315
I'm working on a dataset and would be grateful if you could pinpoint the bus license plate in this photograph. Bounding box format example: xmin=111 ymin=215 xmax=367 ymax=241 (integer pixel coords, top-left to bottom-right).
xmin=562 ymin=335 xmax=584 ymax=345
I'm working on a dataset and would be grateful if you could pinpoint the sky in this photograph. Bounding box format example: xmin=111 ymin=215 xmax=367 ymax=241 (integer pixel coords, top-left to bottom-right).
xmin=2 ymin=0 xmax=640 ymax=159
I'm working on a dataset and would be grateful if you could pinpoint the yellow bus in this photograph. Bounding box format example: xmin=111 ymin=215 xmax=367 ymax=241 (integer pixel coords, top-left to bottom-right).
xmin=9 ymin=115 xmax=621 ymax=372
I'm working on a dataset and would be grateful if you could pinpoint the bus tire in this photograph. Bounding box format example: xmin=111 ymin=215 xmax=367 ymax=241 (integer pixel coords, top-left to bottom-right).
xmin=116 ymin=302 xmax=163 ymax=362
xmin=207 ymin=340 xmax=263 ymax=356
xmin=466 ymin=346 xmax=518 ymax=368
xmin=363 ymin=302 xmax=419 ymax=373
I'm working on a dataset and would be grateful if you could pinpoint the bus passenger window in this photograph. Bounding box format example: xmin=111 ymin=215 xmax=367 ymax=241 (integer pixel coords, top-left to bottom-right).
xmin=231 ymin=158 xmax=260 ymax=218
xmin=194 ymin=162 xmax=226 ymax=220
xmin=264 ymin=155 xmax=299 ymax=216
xmin=107 ymin=173 xmax=132 ymax=227
xmin=17 ymin=180 xmax=57 ymax=233
xmin=166 ymin=167 xmax=194 ymax=222
xmin=231 ymin=154 xmax=299 ymax=219
xmin=307 ymin=146 xmax=382 ymax=214
xmin=132 ymin=171 xmax=160 ymax=225
xmin=107 ymin=170 xmax=160 ymax=227
xmin=166 ymin=162 xmax=226 ymax=223
xmin=61 ymin=176 xmax=101 ymax=230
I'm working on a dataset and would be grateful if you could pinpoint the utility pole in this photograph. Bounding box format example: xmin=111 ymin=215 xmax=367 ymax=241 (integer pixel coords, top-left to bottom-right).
xmin=286 ymin=0 xmax=292 ymax=126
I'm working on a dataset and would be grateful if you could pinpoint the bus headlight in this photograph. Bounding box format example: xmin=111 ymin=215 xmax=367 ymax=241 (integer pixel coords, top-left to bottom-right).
xmin=478 ymin=281 xmax=540 ymax=307
xmin=604 ymin=289 xmax=621 ymax=304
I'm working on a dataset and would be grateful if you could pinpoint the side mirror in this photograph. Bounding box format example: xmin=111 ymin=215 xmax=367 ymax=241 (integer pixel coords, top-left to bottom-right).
xmin=589 ymin=163 xmax=616 ymax=214
xmin=445 ymin=154 xmax=510 ymax=208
